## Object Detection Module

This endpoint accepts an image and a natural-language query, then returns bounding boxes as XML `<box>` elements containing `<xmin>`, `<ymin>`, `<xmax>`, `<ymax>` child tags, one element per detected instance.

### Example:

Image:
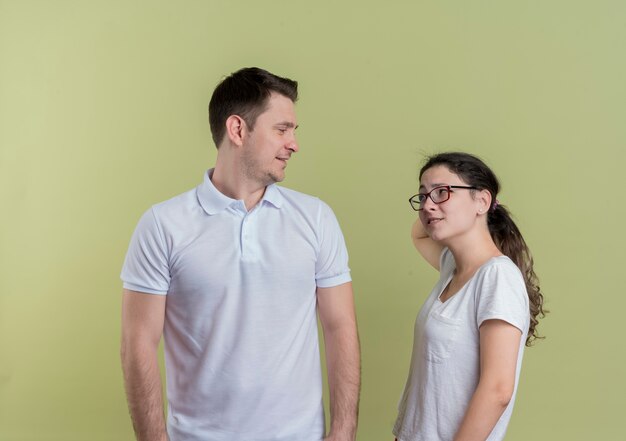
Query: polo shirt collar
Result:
<box><xmin>261</xmin><ymin>183</ymin><xmax>284</xmax><ymax>209</ymax></box>
<box><xmin>197</xmin><ymin>169</ymin><xmax>284</xmax><ymax>215</ymax></box>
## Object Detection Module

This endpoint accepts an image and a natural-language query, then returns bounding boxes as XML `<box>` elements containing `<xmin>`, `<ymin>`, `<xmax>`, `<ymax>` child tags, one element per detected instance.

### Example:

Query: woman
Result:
<box><xmin>393</xmin><ymin>152</ymin><xmax>545</xmax><ymax>441</ymax></box>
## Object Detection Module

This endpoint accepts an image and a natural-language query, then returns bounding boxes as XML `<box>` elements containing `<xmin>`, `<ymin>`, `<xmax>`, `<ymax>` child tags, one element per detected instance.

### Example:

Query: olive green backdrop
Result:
<box><xmin>1</xmin><ymin>0</ymin><xmax>624</xmax><ymax>439</ymax></box>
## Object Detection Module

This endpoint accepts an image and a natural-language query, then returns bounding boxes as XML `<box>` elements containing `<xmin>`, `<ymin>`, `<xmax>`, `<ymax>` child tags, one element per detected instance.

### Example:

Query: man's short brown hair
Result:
<box><xmin>208</xmin><ymin>67</ymin><xmax>298</xmax><ymax>148</ymax></box>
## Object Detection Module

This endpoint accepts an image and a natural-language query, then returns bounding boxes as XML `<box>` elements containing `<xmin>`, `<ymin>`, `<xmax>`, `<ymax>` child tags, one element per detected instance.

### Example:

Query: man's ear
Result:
<box><xmin>225</xmin><ymin>115</ymin><xmax>247</xmax><ymax>147</ymax></box>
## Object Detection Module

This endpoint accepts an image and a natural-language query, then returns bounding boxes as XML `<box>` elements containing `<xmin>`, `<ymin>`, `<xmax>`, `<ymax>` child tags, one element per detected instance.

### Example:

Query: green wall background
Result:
<box><xmin>1</xmin><ymin>1</ymin><xmax>625</xmax><ymax>439</ymax></box>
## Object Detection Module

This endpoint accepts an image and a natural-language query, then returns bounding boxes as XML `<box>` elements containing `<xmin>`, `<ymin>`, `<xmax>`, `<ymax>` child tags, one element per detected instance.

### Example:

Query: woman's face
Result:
<box><xmin>418</xmin><ymin>165</ymin><xmax>486</xmax><ymax>243</ymax></box>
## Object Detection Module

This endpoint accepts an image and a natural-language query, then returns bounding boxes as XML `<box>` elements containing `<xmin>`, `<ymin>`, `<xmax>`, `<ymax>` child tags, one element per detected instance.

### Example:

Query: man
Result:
<box><xmin>120</xmin><ymin>67</ymin><xmax>360</xmax><ymax>441</ymax></box>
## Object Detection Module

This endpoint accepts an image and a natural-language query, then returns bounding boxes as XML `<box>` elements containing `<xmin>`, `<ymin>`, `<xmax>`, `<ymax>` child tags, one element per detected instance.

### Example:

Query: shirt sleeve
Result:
<box><xmin>474</xmin><ymin>260</ymin><xmax>529</xmax><ymax>333</ymax></box>
<box><xmin>315</xmin><ymin>201</ymin><xmax>351</xmax><ymax>288</ymax></box>
<box><xmin>439</xmin><ymin>247</ymin><xmax>454</xmax><ymax>275</ymax></box>
<box><xmin>120</xmin><ymin>207</ymin><xmax>171</xmax><ymax>295</ymax></box>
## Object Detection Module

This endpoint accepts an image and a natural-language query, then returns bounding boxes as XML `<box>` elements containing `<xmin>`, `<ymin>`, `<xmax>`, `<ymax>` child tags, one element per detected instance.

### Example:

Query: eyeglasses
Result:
<box><xmin>409</xmin><ymin>185</ymin><xmax>478</xmax><ymax>211</ymax></box>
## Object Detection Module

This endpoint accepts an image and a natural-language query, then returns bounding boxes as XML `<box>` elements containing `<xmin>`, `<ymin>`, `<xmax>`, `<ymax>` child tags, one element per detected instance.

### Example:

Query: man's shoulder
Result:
<box><xmin>274</xmin><ymin>185</ymin><xmax>335</xmax><ymax>213</ymax></box>
<box><xmin>275</xmin><ymin>185</ymin><xmax>321</xmax><ymax>204</ymax></box>
<box><xmin>273</xmin><ymin>186</ymin><xmax>344</xmax><ymax>231</ymax></box>
<box><xmin>149</xmin><ymin>186</ymin><xmax>199</xmax><ymax>218</ymax></box>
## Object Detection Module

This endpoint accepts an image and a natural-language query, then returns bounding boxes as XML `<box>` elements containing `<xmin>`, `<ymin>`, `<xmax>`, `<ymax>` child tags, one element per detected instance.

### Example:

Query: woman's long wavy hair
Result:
<box><xmin>419</xmin><ymin>152</ymin><xmax>546</xmax><ymax>346</ymax></box>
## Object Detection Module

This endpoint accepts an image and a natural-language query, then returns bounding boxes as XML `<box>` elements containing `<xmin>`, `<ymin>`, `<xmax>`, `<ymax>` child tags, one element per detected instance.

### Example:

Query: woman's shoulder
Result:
<box><xmin>473</xmin><ymin>255</ymin><xmax>529</xmax><ymax>306</ymax></box>
<box><xmin>478</xmin><ymin>255</ymin><xmax>524</xmax><ymax>282</ymax></box>
<box><xmin>472</xmin><ymin>255</ymin><xmax>530</xmax><ymax>331</ymax></box>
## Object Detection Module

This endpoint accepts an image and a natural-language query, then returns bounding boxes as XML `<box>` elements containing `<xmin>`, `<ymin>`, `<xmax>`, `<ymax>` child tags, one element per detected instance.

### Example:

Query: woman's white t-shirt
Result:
<box><xmin>393</xmin><ymin>248</ymin><xmax>530</xmax><ymax>441</ymax></box>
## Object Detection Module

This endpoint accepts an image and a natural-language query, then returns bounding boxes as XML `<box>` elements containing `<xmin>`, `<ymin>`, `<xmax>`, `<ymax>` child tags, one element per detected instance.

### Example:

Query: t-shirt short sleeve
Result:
<box><xmin>314</xmin><ymin>201</ymin><xmax>351</xmax><ymax>288</ymax></box>
<box><xmin>439</xmin><ymin>247</ymin><xmax>455</xmax><ymax>276</ymax></box>
<box><xmin>120</xmin><ymin>207</ymin><xmax>171</xmax><ymax>295</ymax></box>
<box><xmin>474</xmin><ymin>260</ymin><xmax>529</xmax><ymax>333</ymax></box>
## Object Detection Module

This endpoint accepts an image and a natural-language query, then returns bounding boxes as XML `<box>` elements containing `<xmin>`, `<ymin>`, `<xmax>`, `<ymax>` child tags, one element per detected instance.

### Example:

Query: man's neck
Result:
<box><xmin>211</xmin><ymin>162</ymin><xmax>267</xmax><ymax>211</ymax></box>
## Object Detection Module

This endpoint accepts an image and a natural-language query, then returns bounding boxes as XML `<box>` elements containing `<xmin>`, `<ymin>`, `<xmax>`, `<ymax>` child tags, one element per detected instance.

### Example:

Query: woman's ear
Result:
<box><xmin>476</xmin><ymin>189</ymin><xmax>492</xmax><ymax>215</ymax></box>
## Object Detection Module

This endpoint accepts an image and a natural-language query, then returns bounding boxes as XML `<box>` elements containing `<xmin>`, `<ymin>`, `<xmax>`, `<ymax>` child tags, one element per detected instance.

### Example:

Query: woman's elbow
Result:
<box><xmin>479</xmin><ymin>379</ymin><xmax>514</xmax><ymax>408</ymax></box>
<box><xmin>492</xmin><ymin>382</ymin><xmax>514</xmax><ymax>408</ymax></box>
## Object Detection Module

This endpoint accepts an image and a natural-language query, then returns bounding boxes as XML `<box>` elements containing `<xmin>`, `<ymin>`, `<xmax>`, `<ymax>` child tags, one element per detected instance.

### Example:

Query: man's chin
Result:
<box><xmin>268</xmin><ymin>171</ymin><xmax>286</xmax><ymax>183</ymax></box>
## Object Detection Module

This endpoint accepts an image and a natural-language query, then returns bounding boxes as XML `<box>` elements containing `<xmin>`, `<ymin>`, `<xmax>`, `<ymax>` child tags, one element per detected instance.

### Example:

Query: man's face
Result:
<box><xmin>240</xmin><ymin>92</ymin><xmax>299</xmax><ymax>186</ymax></box>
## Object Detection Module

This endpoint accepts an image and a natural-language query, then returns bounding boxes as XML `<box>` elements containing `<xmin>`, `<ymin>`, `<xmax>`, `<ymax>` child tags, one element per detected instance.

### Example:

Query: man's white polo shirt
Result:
<box><xmin>121</xmin><ymin>169</ymin><xmax>351</xmax><ymax>441</ymax></box>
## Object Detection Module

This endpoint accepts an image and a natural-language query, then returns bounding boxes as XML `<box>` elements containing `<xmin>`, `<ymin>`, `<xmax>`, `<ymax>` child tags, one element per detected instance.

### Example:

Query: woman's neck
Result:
<box><xmin>447</xmin><ymin>229</ymin><xmax>502</xmax><ymax>276</ymax></box>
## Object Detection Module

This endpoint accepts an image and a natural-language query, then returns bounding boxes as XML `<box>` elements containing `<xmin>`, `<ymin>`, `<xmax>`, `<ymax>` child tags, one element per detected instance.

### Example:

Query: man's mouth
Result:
<box><xmin>427</xmin><ymin>218</ymin><xmax>443</xmax><ymax>225</ymax></box>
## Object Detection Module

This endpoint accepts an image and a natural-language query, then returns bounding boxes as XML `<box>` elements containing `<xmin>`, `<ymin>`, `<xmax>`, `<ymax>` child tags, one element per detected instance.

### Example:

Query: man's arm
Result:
<box><xmin>317</xmin><ymin>282</ymin><xmax>360</xmax><ymax>441</ymax></box>
<box><xmin>453</xmin><ymin>320</ymin><xmax>522</xmax><ymax>441</ymax></box>
<box><xmin>120</xmin><ymin>289</ymin><xmax>168</xmax><ymax>441</ymax></box>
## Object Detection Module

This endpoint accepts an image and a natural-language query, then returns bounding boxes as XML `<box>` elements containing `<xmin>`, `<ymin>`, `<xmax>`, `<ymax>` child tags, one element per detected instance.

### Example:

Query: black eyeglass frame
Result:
<box><xmin>409</xmin><ymin>185</ymin><xmax>479</xmax><ymax>211</ymax></box>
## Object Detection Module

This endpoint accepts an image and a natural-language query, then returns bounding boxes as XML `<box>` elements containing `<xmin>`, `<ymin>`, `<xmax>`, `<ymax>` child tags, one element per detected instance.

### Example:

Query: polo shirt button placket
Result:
<box><xmin>241</xmin><ymin>211</ymin><xmax>253</xmax><ymax>258</ymax></box>
<box><xmin>240</xmin><ymin>215</ymin><xmax>247</xmax><ymax>256</ymax></box>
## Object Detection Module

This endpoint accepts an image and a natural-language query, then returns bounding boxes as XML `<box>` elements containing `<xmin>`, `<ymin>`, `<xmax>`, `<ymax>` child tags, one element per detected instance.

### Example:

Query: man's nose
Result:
<box><xmin>287</xmin><ymin>136</ymin><xmax>299</xmax><ymax>153</ymax></box>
